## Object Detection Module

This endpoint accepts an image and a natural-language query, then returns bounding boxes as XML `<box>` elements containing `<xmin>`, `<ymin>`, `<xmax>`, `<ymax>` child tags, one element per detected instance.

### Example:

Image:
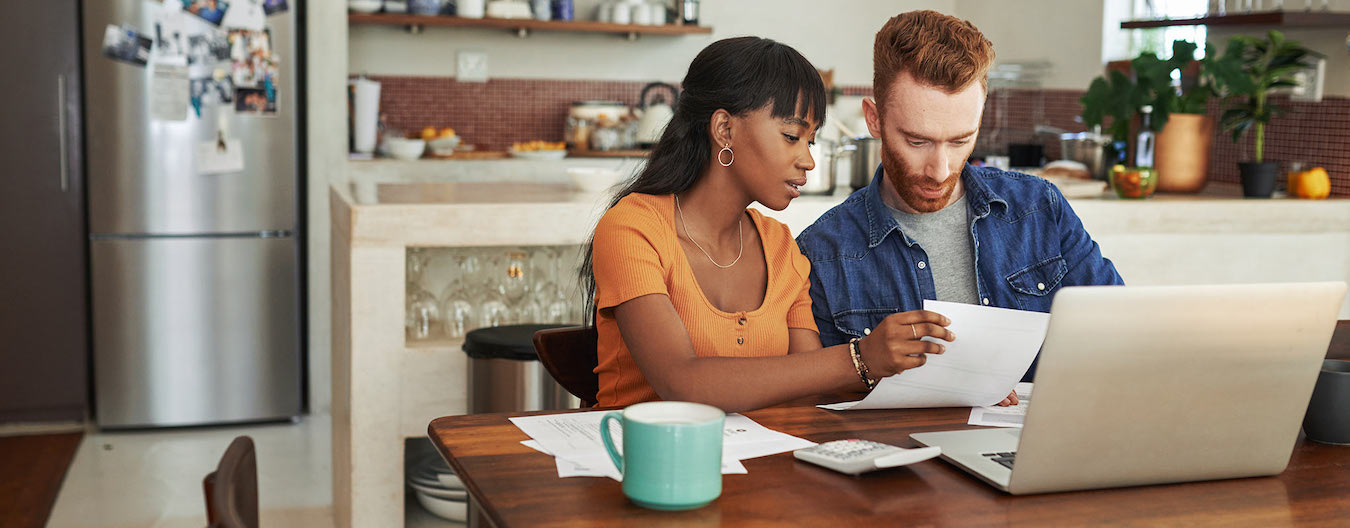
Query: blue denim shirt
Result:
<box><xmin>795</xmin><ymin>164</ymin><xmax>1124</xmax><ymax>379</ymax></box>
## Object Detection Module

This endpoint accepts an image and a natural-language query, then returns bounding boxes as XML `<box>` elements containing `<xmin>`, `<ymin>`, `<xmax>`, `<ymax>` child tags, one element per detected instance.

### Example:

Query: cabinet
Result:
<box><xmin>0</xmin><ymin>0</ymin><xmax>87</xmax><ymax>422</ymax></box>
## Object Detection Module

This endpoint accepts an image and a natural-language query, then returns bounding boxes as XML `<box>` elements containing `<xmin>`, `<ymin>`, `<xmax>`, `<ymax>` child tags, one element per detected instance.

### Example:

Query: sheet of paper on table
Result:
<box><xmin>968</xmin><ymin>382</ymin><xmax>1032</xmax><ymax>427</ymax></box>
<box><xmin>819</xmin><ymin>300</ymin><xmax>1050</xmax><ymax>411</ymax></box>
<box><xmin>510</xmin><ymin>411</ymin><xmax>814</xmax><ymax>480</ymax></box>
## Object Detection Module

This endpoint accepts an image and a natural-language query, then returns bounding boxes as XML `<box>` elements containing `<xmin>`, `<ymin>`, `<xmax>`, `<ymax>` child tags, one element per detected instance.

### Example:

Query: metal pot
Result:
<box><xmin>835</xmin><ymin>136</ymin><xmax>884</xmax><ymax>191</ymax></box>
<box><xmin>1059</xmin><ymin>131</ymin><xmax>1112</xmax><ymax>181</ymax></box>
<box><xmin>799</xmin><ymin>139</ymin><xmax>836</xmax><ymax>195</ymax></box>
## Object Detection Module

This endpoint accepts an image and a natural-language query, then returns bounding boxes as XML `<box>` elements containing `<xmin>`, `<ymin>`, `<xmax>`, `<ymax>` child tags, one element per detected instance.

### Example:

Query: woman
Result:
<box><xmin>580</xmin><ymin>37</ymin><xmax>954</xmax><ymax>412</ymax></box>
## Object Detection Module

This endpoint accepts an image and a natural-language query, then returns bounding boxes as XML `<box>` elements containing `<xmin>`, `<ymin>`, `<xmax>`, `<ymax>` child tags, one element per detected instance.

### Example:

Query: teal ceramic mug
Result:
<box><xmin>599</xmin><ymin>401</ymin><xmax>724</xmax><ymax>510</ymax></box>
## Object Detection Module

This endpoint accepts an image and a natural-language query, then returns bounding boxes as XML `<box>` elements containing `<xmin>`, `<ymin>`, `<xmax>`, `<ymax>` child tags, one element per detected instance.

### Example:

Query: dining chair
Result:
<box><xmin>203</xmin><ymin>435</ymin><xmax>259</xmax><ymax>528</ymax></box>
<box><xmin>532</xmin><ymin>326</ymin><xmax>599</xmax><ymax>407</ymax></box>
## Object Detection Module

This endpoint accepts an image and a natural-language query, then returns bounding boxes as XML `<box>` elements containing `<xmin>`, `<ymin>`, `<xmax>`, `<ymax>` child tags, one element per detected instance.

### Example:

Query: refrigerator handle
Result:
<box><xmin>56</xmin><ymin>74</ymin><xmax>69</xmax><ymax>193</ymax></box>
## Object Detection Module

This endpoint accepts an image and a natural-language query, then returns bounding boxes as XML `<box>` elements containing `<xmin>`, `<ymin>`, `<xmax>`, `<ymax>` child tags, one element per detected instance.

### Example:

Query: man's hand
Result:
<box><xmin>995</xmin><ymin>390</ymin><xmax>1019</xmax><ymax>407</ymax></box>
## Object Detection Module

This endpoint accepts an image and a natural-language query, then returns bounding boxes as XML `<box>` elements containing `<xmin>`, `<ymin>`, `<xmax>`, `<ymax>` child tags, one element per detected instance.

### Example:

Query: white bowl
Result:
<box><xmin>348</xmin><ymin>0</ymin><xmax>383</xmax><ymax>13</ymax></box>
<box><xmin>409</xmin><ymin>480</ymin><xmax>468</xmax><ymax>500</ymax></box>
<box><xmin>414</xmin><ymin>491</ymin><xmax>468</xmax><ymax>522</ymax></box>
<box><xmin>510</xmin><ymin>149</ymin><xmax>566</xmax><ymax>161</ymax></box>
<box><xmin>435</xmin><ymin>472</ymin><xmax>464</xmax><ymax>489</ymax></box>
<box><xmin>427</xmin><ymin>135</ymin><xmax>462</xmax><ymax>156</ymax></box>
<box><xmin>386</xmin><ymin>138</ymin><xmax>425</xmax><ymax>160</ymax></box>
<box><xmin>567</xmin><ymin>167</ymin><xmax>624</xmax><ymax>193</ymax></box>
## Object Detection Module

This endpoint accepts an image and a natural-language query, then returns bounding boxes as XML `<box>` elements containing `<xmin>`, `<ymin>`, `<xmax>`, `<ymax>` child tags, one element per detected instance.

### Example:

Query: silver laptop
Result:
<box><xmin>911</xmin><ymin>282</ymin><xmax>1347</xmax><ymax>495</ymax></box>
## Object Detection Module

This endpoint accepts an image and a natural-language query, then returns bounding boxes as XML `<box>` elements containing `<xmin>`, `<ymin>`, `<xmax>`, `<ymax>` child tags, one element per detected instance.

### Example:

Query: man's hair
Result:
<box><xmin>873</xmin><ymin>10</ymin><xmax>995</xmax><ymax>104</ymax></box>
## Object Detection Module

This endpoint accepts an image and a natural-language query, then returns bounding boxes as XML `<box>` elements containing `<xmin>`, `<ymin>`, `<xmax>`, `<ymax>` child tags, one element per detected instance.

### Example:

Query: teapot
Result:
<box><xmin>635</xmin><ymin>82</ymin><xmax>679</xmax><ymax>148</ymax></box>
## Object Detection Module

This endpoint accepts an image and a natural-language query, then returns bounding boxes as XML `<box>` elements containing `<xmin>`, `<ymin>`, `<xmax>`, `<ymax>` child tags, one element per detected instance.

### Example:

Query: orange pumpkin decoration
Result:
<box><xmin>1293</xmin><ymin>167</ymin><xmax>1331</xmax><ymax>199</ymax></box>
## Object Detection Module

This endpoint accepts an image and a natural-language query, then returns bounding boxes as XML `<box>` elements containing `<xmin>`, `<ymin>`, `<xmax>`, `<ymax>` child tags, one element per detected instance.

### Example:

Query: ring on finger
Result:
<box><xmin>911</xmin><ymin>324</ymin><xmax>919</xmax><ymax>340</ymax></box>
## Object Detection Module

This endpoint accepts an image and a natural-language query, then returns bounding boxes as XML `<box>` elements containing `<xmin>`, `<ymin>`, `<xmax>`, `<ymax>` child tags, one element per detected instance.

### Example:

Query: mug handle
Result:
<box><xmin>599</xmin><ymin>411</ymin><xmax>624</xmax><ymax>474</ymax></box>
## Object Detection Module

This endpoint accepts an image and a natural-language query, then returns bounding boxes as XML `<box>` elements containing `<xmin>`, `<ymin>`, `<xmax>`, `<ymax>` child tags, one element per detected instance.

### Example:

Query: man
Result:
<box><xmin>796</xmin><ymin>10</ymin><xmax>1123</xmax><ymax>385</ymax></box>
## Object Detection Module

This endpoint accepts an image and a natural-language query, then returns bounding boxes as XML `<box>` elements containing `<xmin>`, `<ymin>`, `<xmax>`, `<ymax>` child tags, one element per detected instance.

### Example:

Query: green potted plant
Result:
<box><xmin>1080</xmin><ymin>40</ymin><xmax>1240</xmax><ymax>192</ymax></box>
<box><xmin>1219</xmin><ymin>30</ymin><xmax>1322</xmax><ymax>198</ymax></box>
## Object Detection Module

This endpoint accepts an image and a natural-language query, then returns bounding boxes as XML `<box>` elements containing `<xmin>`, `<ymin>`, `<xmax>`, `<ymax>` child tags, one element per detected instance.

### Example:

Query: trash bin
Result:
<box><xmin>463</xmin><ymin>324</ymin><xmax>578</xmax><ymax>414</ymax></box>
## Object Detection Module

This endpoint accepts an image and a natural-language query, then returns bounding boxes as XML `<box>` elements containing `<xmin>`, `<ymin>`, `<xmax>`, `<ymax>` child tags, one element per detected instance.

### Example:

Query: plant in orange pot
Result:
<box><xmin>1136</xmin><ymin>41</ymin><xmax>1246</xmax><ymax>193</ymax></box>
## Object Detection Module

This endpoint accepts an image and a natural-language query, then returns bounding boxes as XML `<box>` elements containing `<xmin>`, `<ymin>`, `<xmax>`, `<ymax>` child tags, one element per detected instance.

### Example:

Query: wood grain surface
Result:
<box><xmin>429</xmin><ymin>323</ymin><xmax>1350</xmax><ymax>526</ymax></box>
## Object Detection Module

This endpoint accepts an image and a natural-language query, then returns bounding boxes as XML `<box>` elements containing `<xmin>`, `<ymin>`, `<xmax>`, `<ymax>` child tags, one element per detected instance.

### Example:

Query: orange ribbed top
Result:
<box><xmin>591</xmin><ymin>193</ymin><xmax>817</xmax><ymax>407</ymax></box>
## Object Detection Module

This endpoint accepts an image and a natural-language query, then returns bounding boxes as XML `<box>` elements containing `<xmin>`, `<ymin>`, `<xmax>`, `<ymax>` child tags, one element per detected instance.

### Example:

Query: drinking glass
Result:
<box><xmin>438</xmin><ymin>253</ymin><xmax>479</xmax><ymax>338</ymax></box>
<box><xmin>406</xmin><ymin>286</ymin><xmax>442</xmax><ymax>340</ymax></box>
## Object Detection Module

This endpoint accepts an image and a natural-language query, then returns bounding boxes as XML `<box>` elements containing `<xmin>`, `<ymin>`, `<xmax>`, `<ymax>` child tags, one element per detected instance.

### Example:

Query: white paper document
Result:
<box><xmin>196</xmin><ymin>138</ymin><xmax>245</xmax><ymax>174</ymax></box>
<box><xmin>968</xmin><ymin>382</ymin><xmax>1032</xmax><ymax>427</ymax></box>
<box><xmin>820</xmin><ymin>300</ymin><xmax>1050</xmax><ymax>410</ymax></box>
<box><xmin>510</xmin><ymin>411</ymin><xmax>813</xmax><ymax>480</ymax></box>
<box><xmin>150</xmin><ymin>60</ymin><xmax>189</xmax><ymax>121</ymax></box>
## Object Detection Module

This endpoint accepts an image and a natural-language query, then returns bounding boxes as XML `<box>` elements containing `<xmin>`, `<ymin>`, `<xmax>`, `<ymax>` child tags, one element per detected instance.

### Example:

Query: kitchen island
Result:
<box><xmin>329</xmin><ymin>180</ymin><xmax>1350</xmax><ymax>528</ymax></box>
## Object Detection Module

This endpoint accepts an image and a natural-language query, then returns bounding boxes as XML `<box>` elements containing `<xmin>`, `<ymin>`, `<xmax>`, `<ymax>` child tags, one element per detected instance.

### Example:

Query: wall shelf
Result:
<box><xmin>348</xmin><ymin>13</ymin><xmax>713</xmax><ymax>38</ymax></box>
<box><xmin>1121</xmin><ymin>10</ymin><xmax>1350</xmax><ymax>29</ymax></box>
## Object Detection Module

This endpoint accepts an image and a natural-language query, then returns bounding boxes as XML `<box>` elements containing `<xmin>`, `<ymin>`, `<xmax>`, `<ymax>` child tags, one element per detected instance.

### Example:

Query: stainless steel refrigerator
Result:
<box><xmin>83</xmin><ymin>0</ymin><xmax>303</xmax><ymax>428</ymax></box>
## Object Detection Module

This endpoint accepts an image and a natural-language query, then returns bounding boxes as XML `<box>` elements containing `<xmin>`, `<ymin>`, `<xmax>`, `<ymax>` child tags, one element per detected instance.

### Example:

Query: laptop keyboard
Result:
<box><xmin>982</xmin><ymin>452</ymin><xmax>1016</xmax><ymax>469</ymax></box>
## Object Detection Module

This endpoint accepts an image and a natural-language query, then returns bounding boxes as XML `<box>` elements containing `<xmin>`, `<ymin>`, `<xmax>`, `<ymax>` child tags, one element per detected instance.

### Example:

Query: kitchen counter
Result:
<box><xmin>329</xmin><ymin>180</ymin><xmax>1350</xmax><ymax>528</ymax></box>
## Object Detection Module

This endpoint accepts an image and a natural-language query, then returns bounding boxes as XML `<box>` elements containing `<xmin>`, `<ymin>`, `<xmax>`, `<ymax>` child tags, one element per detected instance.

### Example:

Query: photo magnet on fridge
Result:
<box><xmin>228</xmin><ymin>29</ymin><xmax>276</xmax><ymax>88</ymax></box>
<box><xmin>187</xmin><ymin>33</ymin><xmax>231</xmax><ymax>65</ymax></box>
<box><xmin>102</xmin><ymin>24</ymin><xmax>153</xmax><ymax>66</ymax></box>
<box><xmin>235</xmin><ymin>86</ymin><xmax>276</xmax><ymax>115</ymax></box>
<box><xmin>182</xmin><ymin>0</ymin><xmax>229</xmax><ymax>26</ymax></box>
<box><xmin>190</xmin><ymin>74</ymin><xmax>235</xmax><ymax>117</ymax></box>
<box><xmin>263</xmin><ymin>0</ymin><xmax>288</xmax><ymax>15</ymax></box>
<box><xmin>154</xmin><ymin>3</ymin><xmax>187</xmax><ymax>58</ymax></box>
<box><xmin>222</xmin><ymin>0</ymin><xmax>265</xmax><ymax>30</ymax></box>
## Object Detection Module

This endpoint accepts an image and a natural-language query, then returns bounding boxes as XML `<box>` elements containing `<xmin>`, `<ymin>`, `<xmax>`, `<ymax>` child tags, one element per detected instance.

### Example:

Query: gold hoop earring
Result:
<box><xmin>718</xmin><ymin>146</ymin><xmax>734</xmax><ymax>167</ymax></box>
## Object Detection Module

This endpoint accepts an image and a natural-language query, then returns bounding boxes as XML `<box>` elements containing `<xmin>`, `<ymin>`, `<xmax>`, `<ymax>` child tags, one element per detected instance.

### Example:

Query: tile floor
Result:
<box><xmin>41</xmin><ymin>414</ymin><xmax>458</xmax><ymax>527</ymax></box>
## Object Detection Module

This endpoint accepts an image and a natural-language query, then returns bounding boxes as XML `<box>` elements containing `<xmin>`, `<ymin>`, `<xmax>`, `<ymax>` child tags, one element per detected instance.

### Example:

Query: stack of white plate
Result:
<box><xmin>407</xmin><ymin>454</ymin><xmax>468</xmax><ymax>523</ymax></box>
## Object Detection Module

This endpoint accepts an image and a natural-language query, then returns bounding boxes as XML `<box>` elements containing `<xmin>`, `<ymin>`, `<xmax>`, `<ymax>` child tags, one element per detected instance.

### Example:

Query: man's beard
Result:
<box><xmin>881</xmin><ymin>144</ymin><xmax>961</xmax><ymax>213</ymax></box>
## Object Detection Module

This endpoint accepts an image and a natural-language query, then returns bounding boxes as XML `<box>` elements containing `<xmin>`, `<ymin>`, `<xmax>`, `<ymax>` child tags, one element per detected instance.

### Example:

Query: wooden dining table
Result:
<box><xmin>428</xmin><ymin>322</ymin><xmax>1350</xmax><ymax>526</ymax></box>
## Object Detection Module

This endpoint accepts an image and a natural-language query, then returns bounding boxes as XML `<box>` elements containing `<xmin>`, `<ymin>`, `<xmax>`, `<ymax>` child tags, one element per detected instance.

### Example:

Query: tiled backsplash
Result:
<box><xmin>371</xmin><ymin>76</ymin><xmax>660</xmax><ymax>151</ymax></box>
<box><xmin>373</xmin><ymin>76</ymin><xmax>1347</xmax><ymax>197</ymax></box>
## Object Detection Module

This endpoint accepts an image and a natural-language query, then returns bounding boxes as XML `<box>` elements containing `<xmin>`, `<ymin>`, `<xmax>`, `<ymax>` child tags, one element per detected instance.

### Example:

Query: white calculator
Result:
<box><xmin>793</xmin><ymin>439</ymin><xmax>941</xmax><ymax>475</ymax></box>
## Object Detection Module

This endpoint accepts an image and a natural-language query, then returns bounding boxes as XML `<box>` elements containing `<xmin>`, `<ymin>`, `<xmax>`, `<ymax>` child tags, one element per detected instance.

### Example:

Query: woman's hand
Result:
<box><xmin>855</xmin><ymin>310</ymin><xmax>954</xmax><ymax>380</ymax></box>
<box><xmin>995</xmin><ymin>390</ymin><xmax>1019</xmax><ymax>406</ymax></box>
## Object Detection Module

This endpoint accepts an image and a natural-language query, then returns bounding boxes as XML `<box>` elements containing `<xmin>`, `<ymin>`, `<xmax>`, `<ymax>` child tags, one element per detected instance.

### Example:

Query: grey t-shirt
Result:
<box><xmin>886</xmin><ymin>195</ymin><xmax>979</xmax><ymax>305</ymax></box>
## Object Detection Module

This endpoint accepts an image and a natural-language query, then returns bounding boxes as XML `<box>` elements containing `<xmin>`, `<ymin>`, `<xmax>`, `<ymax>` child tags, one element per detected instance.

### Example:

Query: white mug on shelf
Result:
<box><xmin>631</xmin><ymin>2</ymin><xmax>652</xmax><ymax>24</ymax></box>
<box><xmin>458</xmin><ymin>0</ymin><xmax>485</xmax><ymax>18</ymax></box>
<box><xmin>611</xmin><ymin>2</ymin><xmax>632</xmax><ymax>24</ymax></box>
<box><xmin>649</xmin><ymin>2</ymin><xmax>667</xmax><ymax>24</ymax></box>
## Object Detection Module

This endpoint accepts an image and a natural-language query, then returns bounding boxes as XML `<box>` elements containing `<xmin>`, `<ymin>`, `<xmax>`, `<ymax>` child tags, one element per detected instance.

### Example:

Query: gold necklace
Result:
<box><xmin>675</xmin><ymin>194</ymin><xmax>742</xmax><ymax>269</ymax></box>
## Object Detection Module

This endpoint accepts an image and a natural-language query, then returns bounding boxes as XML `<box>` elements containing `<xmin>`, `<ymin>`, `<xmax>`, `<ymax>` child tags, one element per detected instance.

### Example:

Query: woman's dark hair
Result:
<box><xmin>577</xmin><ymin>36</ymin><xmax>827</xmax><ymax>325</ymax></box>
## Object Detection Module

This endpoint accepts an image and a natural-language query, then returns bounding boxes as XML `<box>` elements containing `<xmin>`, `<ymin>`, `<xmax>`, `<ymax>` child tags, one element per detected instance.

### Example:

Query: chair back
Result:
<box><xmin>203</xmin><ymin>435</ymin><xmax>259</xmax><ymax>528</ymax></box>
<box><xmin>532</xmin><ymin>326</ymin><xmax>599</xmax><ymax>407</ymax></box>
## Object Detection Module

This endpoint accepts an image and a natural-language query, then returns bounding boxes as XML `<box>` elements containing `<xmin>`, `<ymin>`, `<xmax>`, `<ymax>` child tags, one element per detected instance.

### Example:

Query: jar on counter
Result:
<box><xmin>565</xmin><ymin>115</ymin><xmax>592</xmax><ymax>151</ymax></box>
<box><xmin>566</xmin><ymin>100</ymin><xmax>626</xmax><ymax>151</ymax></box>
<box><xmin>590</xmin><ymin>114</ymin><xmax>621</xmax><ymax>151</ymax></box>
<box><xmin>619</xmin><ymin>114</ymin><xmax>638</xmax><ymax>150</ymax></box>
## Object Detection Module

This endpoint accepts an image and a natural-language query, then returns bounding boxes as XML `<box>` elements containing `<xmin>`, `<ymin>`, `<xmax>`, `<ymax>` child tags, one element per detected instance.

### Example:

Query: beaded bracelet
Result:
<box><xmin>848</xmin><ymin>337</ymin><xmax>877</xmax><ymax>390</ymax></box>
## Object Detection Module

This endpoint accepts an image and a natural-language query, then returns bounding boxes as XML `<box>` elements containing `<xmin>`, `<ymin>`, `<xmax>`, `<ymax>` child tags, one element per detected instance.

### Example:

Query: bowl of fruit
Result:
<box><xmin>422</xmin><ymin>127</ymin><xmax>462</xmax><ymax>157</ymax></box>
<box><xmin>1110</xmin><ymin>165</ymin><xmax>1157</xmax><ymax>199</ymax></box>
<box><xmin>510</xmin><ymin>140</ymin><xmax>567</xmax><ymax>160</ymax></box>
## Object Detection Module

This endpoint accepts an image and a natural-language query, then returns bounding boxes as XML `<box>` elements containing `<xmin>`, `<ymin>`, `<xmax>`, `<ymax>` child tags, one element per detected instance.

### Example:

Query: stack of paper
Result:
<box><xmin>968</xmin><ymin>382</ymin><xmax>1033</xmax><ymax>427</ymax></box>
<box><xmin>509</xmin><ymin>411</ymin><xmax>816</xmax><ymax>481</ymax></box>
<box><xmin>819</xmin><ymin>300</ymin><xmax>1050</xmax><ymax>411</ymax></box>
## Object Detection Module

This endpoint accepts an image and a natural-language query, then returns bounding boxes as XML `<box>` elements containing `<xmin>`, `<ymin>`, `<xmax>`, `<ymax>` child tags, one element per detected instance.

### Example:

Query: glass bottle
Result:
<box><xmin>681</xmin><ymin>0</ymin><xmax>699</xmax><ymax>25</ymax></box>
<box><xmin>1135</xmin><ymin>105</ymin><xmax>1155</xmax><ymax>169</ymax></box>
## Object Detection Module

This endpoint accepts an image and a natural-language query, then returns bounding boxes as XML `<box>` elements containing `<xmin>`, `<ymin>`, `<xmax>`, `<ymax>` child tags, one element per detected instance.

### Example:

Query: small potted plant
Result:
<box><xmin>1219</xmin><ymin>30</ymin><xmax>1322</xmax><ymax>198</ymax></box>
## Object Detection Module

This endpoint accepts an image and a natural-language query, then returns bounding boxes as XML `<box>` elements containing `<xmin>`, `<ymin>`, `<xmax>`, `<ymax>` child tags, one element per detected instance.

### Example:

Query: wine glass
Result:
<box><xmin>406</xmin><ymin>248</ymin><xmax>442</xmax><ymax>340</ymax></box>
<box><xmin>438</xmin><ymin>252</ymin><xmax>479</xmax><ymax>338</ymax></box>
